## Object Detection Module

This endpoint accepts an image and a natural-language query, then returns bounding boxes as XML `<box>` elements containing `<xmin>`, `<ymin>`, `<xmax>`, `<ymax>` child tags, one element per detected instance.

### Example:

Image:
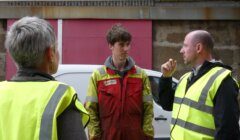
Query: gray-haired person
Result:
<box><xmin>0</xmin><ymin>16</ymin><xmax>89</xmax><ymax>140</ymax></box>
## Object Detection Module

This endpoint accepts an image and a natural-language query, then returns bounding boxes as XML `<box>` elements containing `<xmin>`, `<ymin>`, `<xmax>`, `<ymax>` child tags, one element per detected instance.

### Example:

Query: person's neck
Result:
<box><xmin>36</xmin><ymin>62</ymin><xmax>52</xmax><ymax>75</ymax></box>
<box><xmin>193</xmin><ymin>55</ymin><xmax>213</xmax><ymax>69</ymax></box>
<box><xmin>112</xmin><ymin>58</ymin><xmax>127</xmax><ymax>71</ymax></box>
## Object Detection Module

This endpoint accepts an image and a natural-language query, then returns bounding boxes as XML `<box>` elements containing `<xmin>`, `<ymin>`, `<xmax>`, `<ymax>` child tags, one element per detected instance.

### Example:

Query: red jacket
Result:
<box><xmin>85</xmin><ymin>65</ymin><xmax>153</xmax><ymax>140</ymax></box>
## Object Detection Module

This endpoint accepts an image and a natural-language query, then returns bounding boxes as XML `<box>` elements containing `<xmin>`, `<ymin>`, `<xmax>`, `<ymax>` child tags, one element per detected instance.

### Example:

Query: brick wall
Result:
<box><xmin>0</xmin><ymin>20</ymin><xmax>6</xmax><ymax>81</ymax></box>
<box><xmin>153</xmin><ymin>20</ymin><xmax>240</xmax><ymax>81</ymax></box>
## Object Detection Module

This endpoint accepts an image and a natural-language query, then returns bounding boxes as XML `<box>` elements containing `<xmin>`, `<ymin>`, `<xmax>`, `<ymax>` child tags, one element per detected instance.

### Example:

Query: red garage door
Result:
<box><xmin>6</xmin><ymin>19</ymin><xmax>152</xmax><ymax>80</ymax></box>
<box><xmin>62</xmin><ymin>19</ymin><xmax>152</xmax><ymax>68</ymax></box>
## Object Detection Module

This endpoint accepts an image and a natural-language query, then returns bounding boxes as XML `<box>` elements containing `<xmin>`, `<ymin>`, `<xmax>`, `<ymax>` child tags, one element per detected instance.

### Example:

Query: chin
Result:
<box><xmin>120</xmin><ymin>59</ymin><xmax>127</xmax><ymax>62</ymax></box>
<box><xmin>184</xmin><ymin>60</ymin><xmax>189</xmax><ymax>65</ymax></box>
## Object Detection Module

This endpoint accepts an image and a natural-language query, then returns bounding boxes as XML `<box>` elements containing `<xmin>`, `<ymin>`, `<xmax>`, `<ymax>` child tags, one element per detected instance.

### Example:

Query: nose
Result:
<box><xmin>180</xmin><ymin>47</ymin><xmax>184</xmax><ymax>53</ymax></box>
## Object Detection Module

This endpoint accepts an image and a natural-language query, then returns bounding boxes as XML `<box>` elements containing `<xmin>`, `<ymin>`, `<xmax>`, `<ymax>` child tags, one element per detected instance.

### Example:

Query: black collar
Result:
<box><xmin>10</xmin><ymin>68</ymin><xmax>55</xmax><ymax>82</ymax></box>
<box><xmin>186</xmin><ymin>60</ymin><xmax>232</xmax><ymax>90</ymax></box>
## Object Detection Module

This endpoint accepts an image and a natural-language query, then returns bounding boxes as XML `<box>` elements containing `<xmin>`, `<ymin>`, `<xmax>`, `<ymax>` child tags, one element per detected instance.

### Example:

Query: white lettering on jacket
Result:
<box><xmin>104</xmin><ymin>79</ymin><xmax>117</xmax><ymax>86</ymax></box>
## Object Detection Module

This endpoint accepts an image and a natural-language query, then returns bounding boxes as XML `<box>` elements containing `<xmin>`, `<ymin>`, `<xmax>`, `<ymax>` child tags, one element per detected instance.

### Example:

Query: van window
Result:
<box><xmin>148</xmin><ymin>76</ymin><xmax>177</xmax><ymax>104</ymax></box>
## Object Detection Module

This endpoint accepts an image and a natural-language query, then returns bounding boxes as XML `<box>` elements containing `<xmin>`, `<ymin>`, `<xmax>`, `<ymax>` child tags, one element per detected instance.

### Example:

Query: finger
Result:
<box><xmin>169</xmin><ymin>59</ymin><xmax>175</xmax><ymax>66</ymax></box>
<box><xmin>173</xmin><ymin>60</ymin><xmax>177</xmax><ymax>68</ymax></box>
<box><xmin>166</xmin><ymin>62</ymin><xmax>172</xmax><ymax>70</ymax></box>
<box><xmin>162</xmin><ymin>67</ymin><xmax>169</xmax><ymax>72</ymax></box>
<box><xmin>162</xmin><ymin>64</ymin><xmax>170</xmax><ymax>71</ymax></box>
<box><xmin>170</xmin><ymin>60</ymin><xmax>176</xmax><ymax>68</ymax></box>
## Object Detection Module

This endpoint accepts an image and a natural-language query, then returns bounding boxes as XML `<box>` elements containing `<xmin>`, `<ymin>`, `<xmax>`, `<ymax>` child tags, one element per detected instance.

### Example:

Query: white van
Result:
<box><xmin>53</xmin><ymin>64</ymin><xmax>178</xmax><ymax>140</ymax></box>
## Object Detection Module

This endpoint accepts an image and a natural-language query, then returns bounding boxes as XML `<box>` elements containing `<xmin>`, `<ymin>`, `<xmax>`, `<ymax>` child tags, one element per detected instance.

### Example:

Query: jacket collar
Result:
<box><xmin>104</xmin><ymin>56</ymin><xmax>136</xmax><ymax>75</ymax></box>
<box><xmin>10</xmin><ymin>68</ymin><xmax>55</xmax><ymax>81</ymax></box>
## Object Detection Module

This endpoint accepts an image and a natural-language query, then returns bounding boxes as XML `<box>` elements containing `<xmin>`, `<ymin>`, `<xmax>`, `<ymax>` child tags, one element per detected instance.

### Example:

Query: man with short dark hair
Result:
<box><xmin>85</xmin><ymin>24</ymin><xmax>154</xmax><ymax>140</ymax></box>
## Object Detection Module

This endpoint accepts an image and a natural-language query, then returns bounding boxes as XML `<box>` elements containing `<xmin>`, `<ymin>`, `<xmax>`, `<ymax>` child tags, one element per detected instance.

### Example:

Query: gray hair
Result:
<box><xmin>5</xmin><ymin>16</ymin><xmax>56</xmax><ymax>68</ymax></box>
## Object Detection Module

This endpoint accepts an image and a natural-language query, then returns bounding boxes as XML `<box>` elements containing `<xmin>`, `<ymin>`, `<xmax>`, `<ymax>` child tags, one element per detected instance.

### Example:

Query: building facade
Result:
<box><xmin>0</xmin><ymin>0</ymin><xmax>239</xmax><ymax>81</ymax></box>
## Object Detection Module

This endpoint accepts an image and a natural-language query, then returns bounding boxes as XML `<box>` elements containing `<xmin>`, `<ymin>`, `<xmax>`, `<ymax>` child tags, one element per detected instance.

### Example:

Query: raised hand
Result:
<box><xmin>161</xmin><ymin>58</ymin><xmax>177</xmax><ymax>77</ymax></box>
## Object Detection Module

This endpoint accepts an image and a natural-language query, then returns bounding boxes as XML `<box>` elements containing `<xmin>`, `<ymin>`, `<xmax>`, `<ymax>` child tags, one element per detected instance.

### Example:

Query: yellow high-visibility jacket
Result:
<box><xmin>171</xmin><ymin>67</ymin><xmax>232</xmax><ymax>140</ymax></box>
<box><xmin>0</xmin><ymin>81</ymin><xmax>89</xmax><ymax>140</ymax></box>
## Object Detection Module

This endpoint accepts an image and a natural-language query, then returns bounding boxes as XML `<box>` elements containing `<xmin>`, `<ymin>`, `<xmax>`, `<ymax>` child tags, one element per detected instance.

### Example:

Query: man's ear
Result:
<box><xmin>108</xmin><ymin>44</ymin><xmax>113</xmax><ymax>50</ymax></box>
<box><xmin>196</xmin><ymin>43</ymin><xmax>203</xmax><ymax>54</ymax></box>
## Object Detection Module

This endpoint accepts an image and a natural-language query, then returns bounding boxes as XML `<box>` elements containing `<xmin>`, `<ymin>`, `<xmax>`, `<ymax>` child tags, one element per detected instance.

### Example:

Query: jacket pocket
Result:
<box><xmin>126</xmin><ymin>78</ymin><xmax>143</xmax><ymax>115</ymax></box>
<box><xmin>98</xmin><ymin>87</ymin><xmax>115</xmax><ymax>118</ymax></box>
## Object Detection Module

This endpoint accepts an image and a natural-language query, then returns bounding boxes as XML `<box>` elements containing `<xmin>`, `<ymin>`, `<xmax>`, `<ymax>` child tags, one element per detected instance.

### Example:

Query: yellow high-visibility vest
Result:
<box><xmin>171</xmin><ymin>67</ymin><xmax>231</xmax><ymax>140</ymax></box>
<box><xmin>0</xmin><ymin>81</ymin><xmax>89</xmax><ymax>140</ymax></box>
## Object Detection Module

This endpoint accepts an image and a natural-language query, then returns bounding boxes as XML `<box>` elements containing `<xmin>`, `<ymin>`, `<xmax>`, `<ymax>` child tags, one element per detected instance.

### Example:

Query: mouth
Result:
<box><xmin>120</xmin><ymin>54</ymin><xmax>128</xmax><ymax>59</ymax></box>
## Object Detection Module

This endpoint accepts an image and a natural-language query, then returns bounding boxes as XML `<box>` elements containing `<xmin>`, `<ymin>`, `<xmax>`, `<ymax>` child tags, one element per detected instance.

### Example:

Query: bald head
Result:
<box><xmin>187</xmin><ymin>30</ymin><xmax>214</xmax><ymax>53</ymax></box>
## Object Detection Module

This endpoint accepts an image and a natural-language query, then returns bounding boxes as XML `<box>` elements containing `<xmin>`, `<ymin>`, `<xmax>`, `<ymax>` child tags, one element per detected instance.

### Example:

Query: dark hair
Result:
<box><xmin>106</xmin><ymin>24</ymin><xmax>132</xmax><ymax>45</ymax></box>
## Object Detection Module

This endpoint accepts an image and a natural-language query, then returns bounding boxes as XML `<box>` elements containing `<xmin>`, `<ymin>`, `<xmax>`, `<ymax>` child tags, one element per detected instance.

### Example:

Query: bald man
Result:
<box><xmin>158</xmin><ymin>30</ymin><xmax>239</xmax><ymax>140</ymax></box>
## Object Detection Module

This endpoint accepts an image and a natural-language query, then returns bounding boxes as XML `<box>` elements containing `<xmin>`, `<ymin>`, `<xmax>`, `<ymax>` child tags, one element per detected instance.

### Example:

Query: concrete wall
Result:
<box><xmin>153</xmin><ymin>20</ymin><xmax>240</xmax><ymax>80</ymax></box>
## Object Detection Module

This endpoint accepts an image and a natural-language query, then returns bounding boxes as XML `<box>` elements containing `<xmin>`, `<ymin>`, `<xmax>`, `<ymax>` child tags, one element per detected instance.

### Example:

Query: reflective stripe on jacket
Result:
<box><xmin>0</xmin><ymin>81</ymin><xmax>89</xmax><ymax>140</ymax></box>
<box><xmin>171</xmin><ymin>67</ymin><xmax>231</xmax><ymax>140</ymax></box>
<box><xmin>85</xmin><ymin>65</ymin><xmax>153</xmax><ymax>140</ymax></box>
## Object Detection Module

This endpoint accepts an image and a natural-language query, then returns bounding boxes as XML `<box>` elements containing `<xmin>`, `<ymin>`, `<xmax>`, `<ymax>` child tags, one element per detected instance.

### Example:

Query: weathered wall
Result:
<box><xmin>0</xmin><ymin>20</ymin><xmax>240</xmax><ymax>81</ymax></box>
<box><xmin>153</xmin><ymin>20</ymin><xmax>240</xmax><ymax>81</ymax></box>
<box><xmin>0</xmin><ymin>20</ymin><xmax>6</xmax><ymax>81</ymax></box>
